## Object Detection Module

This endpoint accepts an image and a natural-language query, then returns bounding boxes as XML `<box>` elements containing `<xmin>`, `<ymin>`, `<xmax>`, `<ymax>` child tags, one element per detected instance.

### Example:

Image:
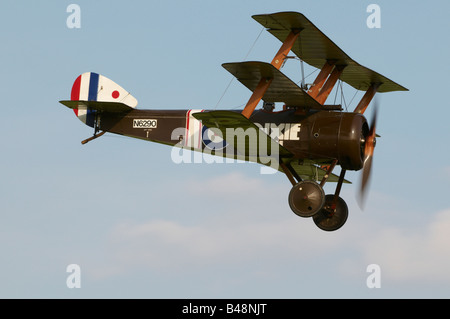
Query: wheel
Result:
<box><xmin>288</xmin><ymin>181</ymin><xmax>325</xmax><ymax>217</ymax></box>
<box><xmin>313</xmin><ymin>195</ymin><xmax>348</xmax><ymax>231</ymax></box>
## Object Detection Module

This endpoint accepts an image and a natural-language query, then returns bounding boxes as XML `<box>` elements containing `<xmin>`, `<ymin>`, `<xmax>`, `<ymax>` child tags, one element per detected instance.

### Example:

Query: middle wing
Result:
<box><xmin>222</xmin><ymin>61</ymin><xmax>341</xmax><ymax>110</ymax></box>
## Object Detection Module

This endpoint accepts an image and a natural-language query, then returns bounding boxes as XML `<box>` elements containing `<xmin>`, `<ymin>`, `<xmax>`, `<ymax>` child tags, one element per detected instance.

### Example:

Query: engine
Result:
<box><xmin>309</xmin><ymin>112</ymin><xmax>369</xmax><ymax>171</ymax></box>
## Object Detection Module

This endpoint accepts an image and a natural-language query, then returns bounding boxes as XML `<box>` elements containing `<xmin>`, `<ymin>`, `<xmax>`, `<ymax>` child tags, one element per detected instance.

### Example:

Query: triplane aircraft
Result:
<box><xmin>60</xmin><ymin>12</ymin><xmax>407</xmax><ymax>231</ymax></box>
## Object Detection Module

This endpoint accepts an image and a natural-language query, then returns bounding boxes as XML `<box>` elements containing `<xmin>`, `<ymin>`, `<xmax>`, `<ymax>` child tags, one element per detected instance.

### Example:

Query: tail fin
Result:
<box><xmin>62</xmin><ymin>72</ymin><xmax>138</xmax><ymax>127</ymax></box>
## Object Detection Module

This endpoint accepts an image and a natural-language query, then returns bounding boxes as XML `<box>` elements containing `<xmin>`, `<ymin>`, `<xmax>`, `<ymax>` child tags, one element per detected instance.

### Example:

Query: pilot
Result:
<box><xmin>263</xmin><ymin>101</ymin><xmax>275</xmax><ymax>112</ymax></box>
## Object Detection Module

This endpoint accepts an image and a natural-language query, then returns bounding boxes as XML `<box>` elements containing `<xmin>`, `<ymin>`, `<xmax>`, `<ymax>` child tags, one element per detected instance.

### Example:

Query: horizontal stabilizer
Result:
<box><xmin>59</xmin><ymin>100</ymin><xmax>134</xmax><ymax>113</ymax></box>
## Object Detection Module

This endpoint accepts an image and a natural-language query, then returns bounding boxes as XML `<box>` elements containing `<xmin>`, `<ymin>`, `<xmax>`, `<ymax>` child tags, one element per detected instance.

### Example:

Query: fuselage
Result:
<box><xmin>98</xmin><ymin>108</ymin><xmax>368</xmax><ymax>171</ymax></box>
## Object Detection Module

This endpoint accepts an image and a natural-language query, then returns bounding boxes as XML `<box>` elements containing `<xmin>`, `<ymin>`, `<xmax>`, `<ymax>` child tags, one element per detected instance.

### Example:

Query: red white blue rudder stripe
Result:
<box><xmin>70</xmin><ymin>72</ymin><xmax>138</xmax><ymax>126</ymax></box>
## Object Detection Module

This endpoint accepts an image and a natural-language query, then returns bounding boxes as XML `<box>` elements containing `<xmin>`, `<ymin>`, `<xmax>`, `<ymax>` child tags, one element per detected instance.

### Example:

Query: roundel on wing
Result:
<box><xmin>202</xmin><ymin>126</ymin><xmax>228</xmax><ymax>150</ymax></box>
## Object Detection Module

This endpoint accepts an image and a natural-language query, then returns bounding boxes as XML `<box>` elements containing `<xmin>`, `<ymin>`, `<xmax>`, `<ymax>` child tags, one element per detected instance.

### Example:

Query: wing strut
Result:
<box><xmin>306</xmin><ymin>60</ymin><xmax>346</xmax><ymax>105</ymax></box>
<box><xmin>353</xmin><ymin>83</ymin><xmax>380</xmax><ymax>114</ymax></box>
<box><xmin>307</xmin><ymin>60</ymin><xmax>335</xmax><ymax>99</ymax></box>
<box><xmin>314</xmin><ymin>65</ymin><xmax>346</xmax><ymax>105</ymax></box>
<box><xmin>241</xmin><ymin>29</ymin><xmax>301</xmax><ymax>119</ymax></box>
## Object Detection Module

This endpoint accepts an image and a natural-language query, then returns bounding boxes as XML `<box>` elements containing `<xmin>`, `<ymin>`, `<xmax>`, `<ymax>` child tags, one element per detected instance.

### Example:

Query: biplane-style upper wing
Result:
<box><xmin>222</xmin><ymin>61</ymin><xmax>340</xmax><ymax>110</ymax></box>
<box><xmin>252</xmin><ymin>12</ymin><xmax>408</xmax><ymax>93</ymax></box>
<box><xmin>193</xmin><ymin>110</ymin><xmax>349</xmax><ymax>182</ymax></box>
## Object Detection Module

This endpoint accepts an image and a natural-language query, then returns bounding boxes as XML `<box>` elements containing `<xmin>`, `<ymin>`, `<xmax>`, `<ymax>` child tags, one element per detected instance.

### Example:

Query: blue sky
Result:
<box><xmin>1</xmin><ymin>0</ymin><xmax>450</xmax><ymax>298</ymax></box>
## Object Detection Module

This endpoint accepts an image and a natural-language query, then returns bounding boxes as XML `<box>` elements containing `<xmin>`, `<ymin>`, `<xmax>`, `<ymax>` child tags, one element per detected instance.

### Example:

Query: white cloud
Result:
<box><xmin>87</xmin><ymin>172</ymin><xmax>353</xmax><ymax>279</ymax></box>
<box><xmin>83</xmin><ymin>172</ymin><xmax>450</xmax><ymax>296</ymax></box>
<box><xmin>102</xmin><ymin>215</ymin><xmax>342</xmax><ymax>276</ymax></box>
<box><xmin>182</xmin><ymin>171</ymin><xmax>265</xmax><ymax>197</ymax></box>
<box><xmin>360</xmin><ymin>209</ymin><xmax>450</xmax><ymax>284</ymax></box>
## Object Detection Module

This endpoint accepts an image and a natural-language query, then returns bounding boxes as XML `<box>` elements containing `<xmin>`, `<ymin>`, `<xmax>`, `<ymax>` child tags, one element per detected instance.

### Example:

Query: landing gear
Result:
<box><xmin>313</xmin><ymin>195</ymin><xmax>348</xmax><ymax>231</ymax></box>
<box><xmin>287</xmin><ymin>182</ymin><xmax>349</xmax><ymax>231</ymax></box>
<box><xmin>288</xmin><ymin>181</ymin><xmax>325</xmax><ymax>217</ymax></box>
<box><xmin>281</xmin><ymin>160</ymin><xmax>349</xmax><ymax>231</ymax></box>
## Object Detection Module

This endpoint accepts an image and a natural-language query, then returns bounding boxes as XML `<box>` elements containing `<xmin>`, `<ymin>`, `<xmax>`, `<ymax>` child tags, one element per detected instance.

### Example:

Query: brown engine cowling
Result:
<box><xmin>309</xmin><ymin>112</ymin><xmax>369</xmax><ymax>171</ymax></box>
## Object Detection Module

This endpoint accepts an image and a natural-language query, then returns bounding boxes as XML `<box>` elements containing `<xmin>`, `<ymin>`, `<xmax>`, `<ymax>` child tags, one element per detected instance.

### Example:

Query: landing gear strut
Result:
<box><xmin>282</xmin><ymin>160</ymin><xmax>349</xmax><ymax>231</ymax></box>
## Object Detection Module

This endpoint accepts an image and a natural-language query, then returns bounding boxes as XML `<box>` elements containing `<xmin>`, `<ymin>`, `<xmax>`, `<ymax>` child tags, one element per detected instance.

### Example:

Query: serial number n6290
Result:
<box><xmin>133</xmin><ymin>119</ymin><xmax>157</xmax><ymax>128</ymax></box>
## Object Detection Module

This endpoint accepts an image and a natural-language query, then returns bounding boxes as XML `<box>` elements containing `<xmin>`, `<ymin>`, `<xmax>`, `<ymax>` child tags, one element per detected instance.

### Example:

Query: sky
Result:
<box><xmin>0</xmin><ymin>0</ymin><xmax>449</xmax><ymax>298</ymax></box>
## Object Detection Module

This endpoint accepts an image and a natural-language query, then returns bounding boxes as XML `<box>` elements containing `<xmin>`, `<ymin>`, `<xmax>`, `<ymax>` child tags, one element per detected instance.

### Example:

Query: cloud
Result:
<box><xmin>101</xmin><ymin>214</ymin><xmax>341</xmax><ymax>276</ymax></box>
<box><xmin>182</xmin><ymin>171</ymin><xmax>265</xmax><ymax>197</ymax></box>
<box><xmin>112</xmin><ymin>211</ymin><xmax>450</xmax><ymax>290</ymax></box>
<box><xmin>87</xmin><ymin>172</ymin><xmax>353</xmax><ymax>278</ymax></box>
<box><xmin>360</xmin><ymin>208</ymin><xmax>450</xmax><ymax>284</ymax></box>
<box><xmin>82</xmin><ymin>172</ymin><xmax>450</xmax><ymax>295</ymax></box>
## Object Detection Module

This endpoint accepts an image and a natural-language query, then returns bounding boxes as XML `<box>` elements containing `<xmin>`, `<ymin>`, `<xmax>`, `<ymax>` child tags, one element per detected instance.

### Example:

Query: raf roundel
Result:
<box><xmin>112</xmin><ymin>90</ymin><xmax>120</xmax><ymax>99</ymax></box>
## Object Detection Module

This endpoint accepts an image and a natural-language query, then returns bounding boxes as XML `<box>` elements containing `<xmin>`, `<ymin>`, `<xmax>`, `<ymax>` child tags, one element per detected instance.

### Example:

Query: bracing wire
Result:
<box><xmin>243</xmin><ymin>26</ymin><xmax>265</xmax><ymax>61</ymax></box>
<box><xmin>296</xmin><ymin>68</ymin><xmax>318</xmax><ymax>86</ymax></box>
<box><xmin>333</xmin><ymin>79</ymin><xmax>339</xmax><ymax>105</ymax></box>
<box><xmin>347</xmin><ymin>88</ymin><xmax>360</xmax><ymax>110</ymax></box>
<box><xmin>339</xmin><ymin>80</ymin><xmax>348</xmax><ymax>111</ymax></box>
<box><xmin>214</xmin><ymin>77</ymin><xmax>235</xmax><ymax>110</ymax></box>
<box><xmin>214</xmin><ymin>27</ymin><xmax>265</xmax><ymax>110</ymax></box>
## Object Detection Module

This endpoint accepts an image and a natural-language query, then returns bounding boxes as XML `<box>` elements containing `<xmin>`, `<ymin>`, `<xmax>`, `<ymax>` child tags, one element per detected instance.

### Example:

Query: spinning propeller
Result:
<box><xmin>358</xmin><ymin>99</ymin><xmax>379</xmax><ymax>209</ymax></box>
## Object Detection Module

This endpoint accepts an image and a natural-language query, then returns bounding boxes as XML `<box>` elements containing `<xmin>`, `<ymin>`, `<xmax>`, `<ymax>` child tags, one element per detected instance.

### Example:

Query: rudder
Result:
<box><xmin>69</xmin><ymin>72</ymin><xmax>138</xmax><ymax>127</ymax></box>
